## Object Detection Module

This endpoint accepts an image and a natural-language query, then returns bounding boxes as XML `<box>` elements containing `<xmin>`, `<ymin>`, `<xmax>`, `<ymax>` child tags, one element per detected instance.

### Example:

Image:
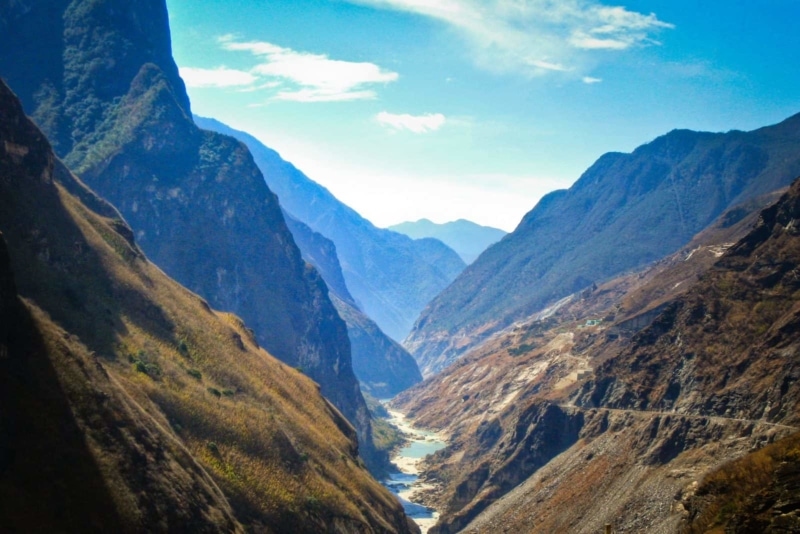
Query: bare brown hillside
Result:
<box><xmin>393</xmin><ymin>184</ymin><xmax>800</xmax><ymax>533</ymax></box>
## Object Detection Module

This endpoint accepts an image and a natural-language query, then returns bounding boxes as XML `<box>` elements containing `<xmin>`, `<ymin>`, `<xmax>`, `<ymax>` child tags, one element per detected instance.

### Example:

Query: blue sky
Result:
<box><xmin>166</xmin><ymin>0</ymin><xmax>800</xmax><ymax>231</ymax></box>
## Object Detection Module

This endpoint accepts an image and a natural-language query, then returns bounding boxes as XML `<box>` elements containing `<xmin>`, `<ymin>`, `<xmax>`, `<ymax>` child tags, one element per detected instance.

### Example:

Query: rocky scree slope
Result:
<box><xmin>284</xmin><ymin>213</ymin><xmax>422</xmax><ymax>398</ymax></box>
<box><xmin>0</xmin><ymin>79</ymin><xmax>416</xmax><ymax>533</ymax></box>
<box><xmin>0</xmin><ymin>0</ymin><xmax>385</xmax><ymax>471</ymax></box>
<box><xmin>194</xmin><ymin>116</ymin><xmax>466</xmax><ymax>343</ymax></box>
<box><xmin>393</xmin><ymin>182</ymin><xmax>800</xmax><ymax>533</ymax></box>
<box><xmin>407</xmin><ymin>114</ymin><xmax>800</xmax><ymax>377</ymax></box>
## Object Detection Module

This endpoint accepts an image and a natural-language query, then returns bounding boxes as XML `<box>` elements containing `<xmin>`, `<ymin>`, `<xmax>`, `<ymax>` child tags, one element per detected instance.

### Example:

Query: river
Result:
<box><xmin>382</xmin><ymin>408</ymin><xmax>446</xmax><ymax>533</ymax></box>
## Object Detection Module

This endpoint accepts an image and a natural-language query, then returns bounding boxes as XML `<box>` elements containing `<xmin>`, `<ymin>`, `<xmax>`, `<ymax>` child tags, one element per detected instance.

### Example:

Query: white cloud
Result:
<box><xmin>582</xmin><ymin>76</ymin><xmax>603</xmax><ymax>84</ymax></box>
<box><xmin>218</xmin><ymin>37</ymin><xmax>398</xmax><ymax>102</ymax></box>
<box><xmin>179</xmin><ymin>66</ymin><xmax>258</xmax><ymax>88</ymax></box>
<box><xmin>347</xmin><ymin>0</ymin><xmax>673</xmax><ymax>77</ymax></box>
<box><xmin>569</xmin><ymin>33</ymin><xmax>629</xmax><ymax>50</ymax></box>
<box><xmin>376</xmin><ymin>112</ymin><xmax>447</xmax><ymax>133</ymax></box>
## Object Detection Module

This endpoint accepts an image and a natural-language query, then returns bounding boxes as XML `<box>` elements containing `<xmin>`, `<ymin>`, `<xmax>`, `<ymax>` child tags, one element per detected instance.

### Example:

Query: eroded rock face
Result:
<box><xmin>582</xmin><ymin>180</ymin><xmax>800</xmax><ymax>424</ymax></box>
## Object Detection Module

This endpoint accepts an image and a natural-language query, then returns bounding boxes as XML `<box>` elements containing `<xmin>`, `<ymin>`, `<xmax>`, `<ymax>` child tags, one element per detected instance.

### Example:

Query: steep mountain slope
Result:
<box><xmin>0</xmin><ymin>0</ymin><xmax>383</xmax><ymax>470</ymax></box>
<box><xmin>0</xmin><ymin>79</ymin><xmax>416</xmax><ymax>533</ymax></box>
<box><xmin>283</xmin><ymin>211</ymin><xmax>356</xmax><ymax>307</ymax></box>
<box><xmin>285</xmin><ymin>214</ymin><xmax>422</xmax><ymax>397</ymax></box>
<box><xmin>407</xmin><ymin>115</ymin><xmax>800</xmax><ymax>377</ymax></box>
<box><xmin>389</xmin><ymin>219</ymin><xmax>507</xmax><ymax>264</ymax></box>
<box><xmin>393</xmin><ymin>182</ymin><xmax>800</xmax><ymax>533</ymax></box>
<box><xmin>194</xmin><ymin>116</ymin><xmax>466</xmax><ymax>342</ymax></box>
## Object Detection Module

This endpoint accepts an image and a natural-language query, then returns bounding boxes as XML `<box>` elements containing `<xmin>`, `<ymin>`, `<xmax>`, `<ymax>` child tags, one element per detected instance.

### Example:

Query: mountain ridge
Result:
<box><xmin>388</xmin><ymin>218</ymin><xmax>506</xmax><ymax>264</ymax></box>
<box><xmin>284</xmin><ymin>212</ymin><xmax>422</xmax><ymax>397</ymax></box>
<box><xmin>406</xmin><ymin>111</ymin><xmax>800</xmax><ymax>377</ymax></box>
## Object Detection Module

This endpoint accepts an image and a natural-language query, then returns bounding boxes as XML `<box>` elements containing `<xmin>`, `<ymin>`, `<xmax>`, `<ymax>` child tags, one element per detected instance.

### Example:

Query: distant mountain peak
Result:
<box><xmin>389</xmin><ymin>218</ymin><xmax>507</xmax><ymax>265</ymax></box>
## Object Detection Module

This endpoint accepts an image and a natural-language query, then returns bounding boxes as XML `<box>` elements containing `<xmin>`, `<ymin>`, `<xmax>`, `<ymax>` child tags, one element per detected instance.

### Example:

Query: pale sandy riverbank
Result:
<box><xmin>383</xmin><ymin>409</ymin><xmax>446</xmax><ymax>533</ymax></box>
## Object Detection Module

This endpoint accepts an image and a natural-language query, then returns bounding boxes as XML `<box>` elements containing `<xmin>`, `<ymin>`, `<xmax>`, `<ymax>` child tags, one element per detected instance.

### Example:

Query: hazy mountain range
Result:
<box><xmin>389</xmin><ymin>219</ymin><xmax>507</xmax><ymax>265</ymax></box>
<box><xmin>194</xmin><ymin>116</ymin><xmax>466</xmax><ymax>343</ymax></box>
<box><xmin>196</xmin><ymin>117</ymin><xmax>427</xmax><ymax>396</ymax></box>
<box><xmin>283</xmin><ymin>212</ymin><xmax>422</xmax><ymax>398</ymax></box>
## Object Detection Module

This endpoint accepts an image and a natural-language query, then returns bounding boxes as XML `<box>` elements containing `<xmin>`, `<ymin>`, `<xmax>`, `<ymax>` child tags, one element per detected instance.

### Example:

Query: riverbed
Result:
<box><xmin>382</xmin><ymin>409</ymin><xmax>446</xmax><ymax>533</ymax></box>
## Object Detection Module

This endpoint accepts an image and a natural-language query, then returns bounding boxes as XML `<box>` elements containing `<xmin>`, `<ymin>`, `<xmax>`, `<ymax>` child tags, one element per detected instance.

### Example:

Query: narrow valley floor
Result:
<box><xmin>382</xmin><ymin>408</ymin><xmax>447</xmax><ymax>533</ymax></box>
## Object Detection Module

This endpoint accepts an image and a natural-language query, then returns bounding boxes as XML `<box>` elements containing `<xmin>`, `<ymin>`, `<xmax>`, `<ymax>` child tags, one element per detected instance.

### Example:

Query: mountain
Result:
<box><xmin>0</xmin><ymin>78</ymin><xmax>416</xmax><ymax>532</ymax></box>
<box><xmin>283</xmin><ymin>210</ymin><xmax>356</xmax><ymax>307</ymax></box>
<box><xmin>388</xmin><ymin>219</ymin><xmax>507</xmax><ymax>264</ymax></box>
<box><xmin>406</xmin><ymin>114</ymin><xmax>800</xmax><ymax>377</ymax></box>
<box><xmin>391</xmin><ymin>180</ymin><xmax>800</xmax><ymax>533</ymax></box>
<box><xmin>0</xmin><ymin>0</ymin><xmax>382</xmax><ymax>471</ymax></box>
<box><xmin>194</xmin><ymin>116</ymin><xmax>466</xmax><ymax>342</ymax></box>
<box><xmin>683</xmin><ymin>430</ymin><xmax>800</xmax><ymax>532</ymax></box>
<box><xmin>284</xmin><ymin>213</ymin><xmax>422</xmax><ymax>398</ymax></box>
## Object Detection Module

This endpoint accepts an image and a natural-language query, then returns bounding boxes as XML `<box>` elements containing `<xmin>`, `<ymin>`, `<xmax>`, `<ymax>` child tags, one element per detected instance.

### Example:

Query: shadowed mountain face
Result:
<box><xmin>407</xmin><ymin>114</ymin><xmax>800</xmax><ymax>377</ymax></box>
<box><xmin>0</xmin><ymin>78</ymin><xmax>416</xmax><ymax>533</ymax></box>
<box><xmin>194</xmin><ymin>116</ymin><xmax>466</xmax><ymax>342</ymax></box>
<box><xmin>284</xmin><ymin>213</ymin><xmax>422</xmax><ymax>398</ymax></box>
<box><xmin>389</xmin><ymin>219</ymin><xmax>507</xmax><ymax>264</ymax></box>
<box><xmin>0</xmin><ymin>0</ymin><xmax>384</xmax><ymax>471</ymax></box>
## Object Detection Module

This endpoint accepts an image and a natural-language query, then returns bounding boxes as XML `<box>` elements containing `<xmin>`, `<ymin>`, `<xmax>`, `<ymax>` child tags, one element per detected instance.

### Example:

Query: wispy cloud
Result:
<box><xmin>347</xmin><ymin>0</ymin><xmax>672</xmax><ymax>77</ymax></box>
<box><xmin>179</xmin><ymin>66</ymin><xmax>258</xmax><ymax>88</ymax></box>
<box><xmin>213</xmin><ymin>36</ymin><xmax>398</xmax><ymax>102</ymax></box>
<box><xmin>582</xmin><ymin>76</ymin><xmax>603</xmax><ymax>84</ymax></box>
<box><xmin>376</xmin><ymin>112</ymin><xmax>446</xmax><ymax>133</ymax></box>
